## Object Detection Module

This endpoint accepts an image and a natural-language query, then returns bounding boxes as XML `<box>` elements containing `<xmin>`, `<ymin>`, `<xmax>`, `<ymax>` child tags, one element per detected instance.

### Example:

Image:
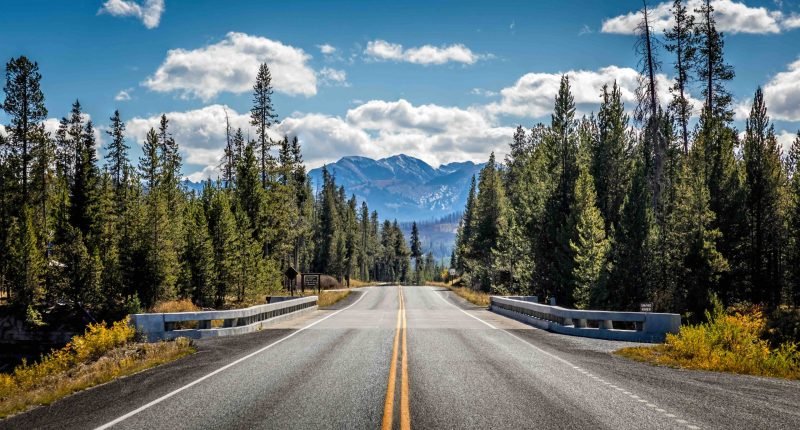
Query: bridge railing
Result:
<box><xmin>490</xmin><ymin>296</ymin><xmax>680</xmax><ymax>343</ymax></box>
<box><xmin>130</xmin><ymin>296</ymin><xmax>317</xmax><ymax>341</ymax></box>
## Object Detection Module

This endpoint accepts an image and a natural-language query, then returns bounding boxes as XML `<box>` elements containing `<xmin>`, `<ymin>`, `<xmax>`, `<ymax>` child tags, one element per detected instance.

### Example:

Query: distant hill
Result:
<box><xmin>309</xmin><ymin>154</ymin><xmax>483</xmax><ymax>223</ymax></box>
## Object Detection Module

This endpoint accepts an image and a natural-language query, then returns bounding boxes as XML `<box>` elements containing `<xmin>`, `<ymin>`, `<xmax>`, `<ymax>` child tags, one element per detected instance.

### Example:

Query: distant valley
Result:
<box><xmin>309</xmin><ymin>155</ymin><xmax>482</xmax><ymax>260</ymax></box>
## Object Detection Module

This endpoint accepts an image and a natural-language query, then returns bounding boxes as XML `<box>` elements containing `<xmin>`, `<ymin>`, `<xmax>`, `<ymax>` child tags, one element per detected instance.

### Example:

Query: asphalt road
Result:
<box><xmin>3</xmin><ymin>286</ymin><xmax>799</xmax><ymax>429</ymax></box>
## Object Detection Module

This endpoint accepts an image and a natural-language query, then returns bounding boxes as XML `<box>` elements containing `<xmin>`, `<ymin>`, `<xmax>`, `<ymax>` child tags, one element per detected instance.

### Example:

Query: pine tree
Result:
<box><xmin>206</xmin><ymin>184</ymin><xmax>238</xmax><ymax>307</ymax></box>
<box><xmin>787</xmin><ymin>131</ymin><xmax>800</xmax><ymax>307</ymax></box>
<box><xmin>536</xmin><ymin>76</ymin><xmax>579</xmax><ymax>303</ymax></box>
<box><xmin>454</xmin><ymin>175</ymin><xmax>477</xmax><ymax>274</ymax></box>
<box><xmin>665</xmin><ymin>0</ymin><xmax>697</xmax><ymax>153</ymax></box>
<box><xmin>181</xmin><ymin>199</ymin><xmax>215</xmax><ymax>307</ymax></box>
<box><xmin>470</xmin><ymin>153</ymin><xmax>509</xmax><ymax>292</ymax></box>
<box><xmin>3</xmin><ymin>56</ymin><xmax>47</xmax><ymax>205</ymax></box>
<box><xmin>667</xmin><ymin>151</ymin><xmax>728</xmax><ymax>319</ymax></box>
<box><xmin>157</xmin><ymin>114</ymin><xmax>182</xmax><ymax>210</ymax></box>
<box><xmin>7</xmin><ymin>206</ymin><xmax>45</xmax><ymax>318</ymax></box>
<box><xmin>570</xmin><ymin>167</ymin><xmax>610</xmax><ymax>309</ymax></box>
<box><xmin>410</xmin><ymin>221</ymin><xmax>422</xmax><ymax>281</ymax></box>
<box><xmin>742</xmin><ymin>88</ymin><xmax>785</xmax><ymax>307</ymax></box>
<box><xmin>606</xmin><ymin>153</ymin><xmax>653</xmax><ymax>311</ymax></box>
<box><xmin>250</xmin><ymin>63</ymin><xmax>278</xmax><ymax>187</ymax></box>
<box><xmin>593</xmin><ymin>82</ymin><xmax>632</xmax><ymax>232</ymax></box>
<box><xmin>695</xmin><ymin>0</ymin><xmax>735</xmax><ymax>122</ymax></box>
<box><xmin>105</xmin><ymin>110</ymin><xmax>129</xmax><ymax>189</ymax></box>
<box><xmin>138</xmin><ymin>128</ymin><xmax>178</xmax><ymax>307</ymax></box>
<box><xmin>636</xmin><ymin>1</ymin><xmax>667</xmax><ymax>213</ymax></box>
<box><xmin>693</xmin><ymin>1</ymin><xmax>743</xmax><ymax>303</ymax></box>
<box><xmin>235</xmin><ymin>141</ymin><xmax>267</xmax><ymax>245</ymax></box>
<box><xmin>70</xmin><ymin>119</ymin><xmax>101</xmax><ymax>244</ymax></box>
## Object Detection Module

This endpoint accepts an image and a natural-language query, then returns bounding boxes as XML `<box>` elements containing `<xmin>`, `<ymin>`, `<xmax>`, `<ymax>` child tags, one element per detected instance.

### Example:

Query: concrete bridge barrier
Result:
<box><xmin>490</xmin><ymin>296</ymin><xmax>680</xmax><ymax>343</ymax></box>
<box><xmin>130</xmin><ymin>296</ymin><xmax>317</xmax><ymax>342</ymax></box>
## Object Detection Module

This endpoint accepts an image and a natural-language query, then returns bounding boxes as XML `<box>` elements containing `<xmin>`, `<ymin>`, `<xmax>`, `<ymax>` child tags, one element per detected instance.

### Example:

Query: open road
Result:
<box><xmin>3</xmin><ymin>286</ymin><xmax>799</xmax><ymax>429</ymax></box>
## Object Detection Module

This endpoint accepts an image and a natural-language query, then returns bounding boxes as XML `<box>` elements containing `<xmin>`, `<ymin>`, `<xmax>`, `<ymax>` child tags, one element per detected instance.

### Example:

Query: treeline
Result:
<box><xmin>313</xmin><ymin>166</ymin><xmax>413</xmax><ymax>285</ymax></box>
<box><xmin>453</xmin><ymin>0</ymin><xmax>800</xmax><ymax>318</ymax></box>
<box><xmin>0</xmin><ymin>59</ymin><xmax>409</xmax><ymax>324</ymax></box>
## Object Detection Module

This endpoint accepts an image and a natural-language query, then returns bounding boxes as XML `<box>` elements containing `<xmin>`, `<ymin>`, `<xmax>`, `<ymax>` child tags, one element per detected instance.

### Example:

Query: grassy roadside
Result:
<box><xmin>0</xmin><ymin>320</ymin><xmax>194</xmax><ymax>418</ymax></box>
<box><xmin>317</xmin><ymin>290</ymin><xmax>351</xmax><ymax>308</ymax></box>
<box><xmin>616</xmin><ymin>307</ymin><xmax>800</xmax><ymax>380</ymax></box>
<box><xmin>426</xmin><ymin>281</ymin><xmax>491</xmax><ymax>307</ymax></box>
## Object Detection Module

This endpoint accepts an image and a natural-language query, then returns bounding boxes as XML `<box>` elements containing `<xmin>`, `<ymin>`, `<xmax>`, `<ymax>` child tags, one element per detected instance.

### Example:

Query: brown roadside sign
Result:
<box><xmin>284</xmin><ymin>266</ymin><xmax>298</xmax><ymax>279</ymax></box>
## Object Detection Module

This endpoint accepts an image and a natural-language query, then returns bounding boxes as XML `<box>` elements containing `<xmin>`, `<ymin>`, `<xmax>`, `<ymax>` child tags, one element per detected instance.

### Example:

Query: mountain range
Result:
<box><xmin>308</xmin><ymin>154</ymin><xmax>483</xmax><ymax>223</ymax></box>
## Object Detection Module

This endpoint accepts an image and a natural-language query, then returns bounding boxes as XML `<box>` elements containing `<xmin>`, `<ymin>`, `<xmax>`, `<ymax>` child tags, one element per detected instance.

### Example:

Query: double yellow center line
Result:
<box><xmin>382</xmin><ymin>286</ymin><xmax>410</xmax><ymax>430</ymax></box>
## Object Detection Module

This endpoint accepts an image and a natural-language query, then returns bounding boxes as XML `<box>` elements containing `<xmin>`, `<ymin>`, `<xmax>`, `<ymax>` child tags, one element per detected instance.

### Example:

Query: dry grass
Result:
<box><xmin>616</xmin><ymin>307</ymin><xmax>800</xmax><ymax>380</ymax></box>
<box><xmin>150</xmin><ymin>299</ymin><xmax>201</xmax><ymax>313</ymax></box>
<box><xmin>347</xmin><ymin>279</ymin><xmax>376</xmax><ymax>288</ymax></box>
<box><xmin>317</xmin><ymin>290</ymin><xmax>351</xmax><ymax>308</ymax></box>
<box><xmin>426</xmin><ymin>281</ymin><xmax>490</xmax><ymax>307</ymax></box>
<box><xmin>0</xmin><ymin>320</ymin><xmax>195</xmax><ymax>418</ymax></box>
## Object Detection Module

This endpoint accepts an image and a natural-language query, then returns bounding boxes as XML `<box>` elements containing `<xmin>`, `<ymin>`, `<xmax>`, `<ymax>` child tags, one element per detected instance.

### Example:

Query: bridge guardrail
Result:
<box><xmin>490</xmin><ymin>296</ymin><xmax>680</xmax><ymax>343</ymax></box>
<box><xmin>130</xmin><ymin>296</ymin><xmax>317</xmax><ymax>341</ymax></box>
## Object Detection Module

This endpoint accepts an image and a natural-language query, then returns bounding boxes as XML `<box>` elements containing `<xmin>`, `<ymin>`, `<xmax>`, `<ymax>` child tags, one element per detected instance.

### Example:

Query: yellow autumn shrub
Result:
<box><xmin>617</xmin><ymin>306</ymin><xmax>800</xmax><ymax>379</ymax></box>
<box><xmin>0</xmin><ymin>319</ymin><xmax>193</xmax><ymax>418</ymax></box>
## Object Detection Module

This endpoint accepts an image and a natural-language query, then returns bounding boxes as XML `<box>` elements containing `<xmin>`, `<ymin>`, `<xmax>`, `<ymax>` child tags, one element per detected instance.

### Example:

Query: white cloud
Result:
<box><xmin>601</xmin><ymin>0</ymin><xmax>796</xmax><ymax>35</ymax></box>
<box><xmin>143</xmin><ymin>32</ymin><xmax>317</xmax><ymax>101</ymax></box>
<box><xmin>777</xmin><ymin>130</ymin><xmax>799</xmax><ymax>156</ymax></box>
<box><xmin>318</xmin><ymin>67</ymin><xmax>349</xmax><ymax>86</ymax></box>
<box><xmin>784</xmin><ymin>13</ymin><xmax>800</xmax><ymax>29</ymax></box>
<box><xmin>131</xmin><ymin>100</ymin><xmax>514</xmax><ymax>180</ymax></box>
<box><xmin>761</xmin><ymin>57</ymin><xmax>800</xmax><ymax>121</ymax></box>
<box><xmin>318</xmin><ymin>44</ymin><xmax>337</xmax><ymax>55</ymax></box>
<box><xmin>125</xmin><ymin>105</ymin><xmax>254</xmax><ymax>180</ymax></box>
<box><xmin>98</xmin><ymin>0</ymin><xmax>164</xmax><ymax>29</ymax></box>
<box><xmin>115</xmin><ymin>89</ymin><xmax>132</xmax><ymax>101</ymax></box>
<box><xmin>471</xmin><ymin>88</ymin><xmax>498</xmax><ymax>97</ymax></box>
<box><xmin>364</xmin><ymin>39</ymin><xmax>488</xmax><ymax>65</ymax></box>
<box><xmin>484</xmin><ymin>65</ymin><xmax>696</xmax><ymax>119</ymax></box>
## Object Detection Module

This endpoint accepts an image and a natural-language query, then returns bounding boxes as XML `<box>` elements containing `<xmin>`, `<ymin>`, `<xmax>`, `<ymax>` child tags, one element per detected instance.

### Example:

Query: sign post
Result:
<box><xmin>448</xmin><ymin>268</ymin><xmax>456</xmax><ymax>285</ymax></box>
<box><xmin>302</xmin><ymin>273</ymin><xmax>322</xmax><ymax>295</ymax></box>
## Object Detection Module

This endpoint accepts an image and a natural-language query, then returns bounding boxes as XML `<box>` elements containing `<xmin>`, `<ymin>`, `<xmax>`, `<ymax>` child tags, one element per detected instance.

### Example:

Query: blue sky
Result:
<box><xmin>1</xmin><ymin>0</ymin><xmax>799</xmax><ymax>180</ymax></box>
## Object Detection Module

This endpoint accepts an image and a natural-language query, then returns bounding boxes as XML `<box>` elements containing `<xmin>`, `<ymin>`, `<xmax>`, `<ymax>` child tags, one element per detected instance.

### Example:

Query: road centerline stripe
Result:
<box><xmin>381</xmin><ymin>287</ymin><xmax>403</xmax><ymax>430</ymax></box>
<box><xmin>94</xmin><ymin>290</ymin><xmax>370</xmax><ymax>430</ymax></box>
<box><xmin>400</xmin><ymin>287</ymin><xmax>411</xmax><ymax>430</ymax></box>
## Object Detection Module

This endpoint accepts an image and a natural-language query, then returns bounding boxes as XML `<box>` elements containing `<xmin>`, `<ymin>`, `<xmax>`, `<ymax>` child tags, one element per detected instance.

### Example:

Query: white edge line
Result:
<box><xmin>430</xmin><ymin>287</ymin><xmax>497</xmax><ymax>329</ymax></box>
<box><xmin>431</xmin><ymin>290</ymin><xmax>701</xmax><ymax>429</ymax></box>
<box><xmin>95</xmin><ymin>290</ymin><xmax>371</xmax><ymax>430</ymax></box>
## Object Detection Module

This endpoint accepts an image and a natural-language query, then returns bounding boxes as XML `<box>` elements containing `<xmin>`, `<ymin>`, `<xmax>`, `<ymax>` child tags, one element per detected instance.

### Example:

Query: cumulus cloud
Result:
<box><xmin>364</xmin><ymin>40</ymin><xmax>489</xmax><ymax>65</ymax></box>
<box><xmin>761</xmin><ymin>57</ymin><xmax>800</xmax><ymax>121</ymax></box>
<box><xmin>318</xmin><ymin>67</ymin><xmax>349</xmax><ymax>86</ymax></box>
<box><xmin>601</xmin><ymin>0</ymin><xmax>796</xmax><ymax>35</ymax></box>
<box><xmin>484</xmin><ymin>65</ymin><xmax>697</xmax><ymax>119</ymax></box>
<box><xmin>98</xmin><ymin>0</ymin><xmax>164</xmax><ymax>29</ymax></box>
<box><xmin>130</xmin><ymin>100</ymin><xmax>514</xmax><ymax>180</ymax></box>
<box><xmin>115</xmin><ymin>89</ymin><xmax>132</xmax><ymax>101</ymax></box>
<box><xmin>318</xmin><ymin>43</ymin><xmax>337</xmax><ymax>55</ymax></box>
<box><xmin>143</xmin><ymin>32</ymin><xmax>317</xmax><ymax>101</ymax></box>
<box><xmin>777</xmin><ymin>130</ymin><xmax>799</xmax><ymax>156</ymax></box>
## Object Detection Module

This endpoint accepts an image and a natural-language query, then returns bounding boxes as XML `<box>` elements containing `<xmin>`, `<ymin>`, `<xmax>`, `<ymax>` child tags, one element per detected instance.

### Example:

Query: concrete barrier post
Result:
<box><xmin>130</xmin><ymin>313</ymin><xmax>166</xmax><ymax>342</ymax></box>
<box><xmin>600</xmin><ymin>320</ymin><xmax>613</xmax><ymax>330</ymax></box>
